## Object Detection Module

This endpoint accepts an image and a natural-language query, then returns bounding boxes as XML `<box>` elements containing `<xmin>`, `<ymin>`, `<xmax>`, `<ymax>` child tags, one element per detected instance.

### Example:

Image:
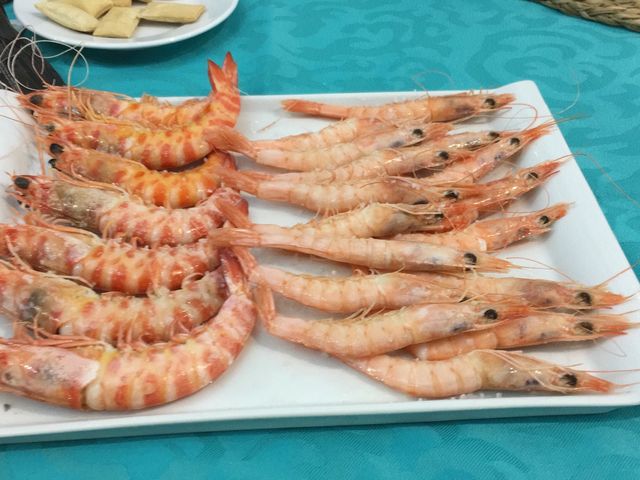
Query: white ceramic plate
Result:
<box><xmin>14</xmin><ymin>0</ymin><xmax>238</xmax><ymax>50</ymax></box>
<box><xmin>0</xmin><ymin>81</ymin><xmax>639</xmax><ymax>444</ymax></box>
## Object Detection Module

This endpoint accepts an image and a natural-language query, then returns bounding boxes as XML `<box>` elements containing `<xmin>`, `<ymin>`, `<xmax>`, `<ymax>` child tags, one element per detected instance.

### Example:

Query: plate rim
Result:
<box><xmin>13</xmin><ymin>0</ymin><xmax>239</xmax><ymax>50</ymax></box>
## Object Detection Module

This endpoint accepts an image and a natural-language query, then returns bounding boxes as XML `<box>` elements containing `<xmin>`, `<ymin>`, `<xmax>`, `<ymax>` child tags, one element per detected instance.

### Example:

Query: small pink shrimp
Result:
<box><xmin>10</xmin><ymin>176</ymin><xmax>245</xmax><ymax>246</ymax></box>
<box><xmin>344</xmin><ymin>350</ymin><xmax>614</xmax><ymax>398</ymax></box>
<box><xmin>282</xmin><ymin>92</ymin><xmax>516</xmax><ymax>122</ymax></box>
<box><xmin>408</xmin><ymin>312</ymin><xmax>635</xmax><ymax>361</ymax></box>
<box><xmin>0</xmin><ymin>251</ymin><xmax>256</xmax><ymax>410</ymax></box>
<box><xmin>243</xmin><ymin>267</ymin><xmax>626</xmax><ymax>314</ymax></box>
<box><xmin>264</xmin><ymin>130</ymin><xmax>500</xmax><ymax>182</ymax></box>
<box><xmin>0</xmin><ymin>262</ymin><xmax>227</xmax><ymax>344</ymax></box>
<box><xmin>251</xmin><ymin>122</ymin><xmax>451</xmax><ymax>171</ymax></box>
<box><xmin>393</xmin><ymin>204</ymin><xmax>569</xmax><ymax>251</ymax></box>
<box><xmin>266</xmin><ymin>302</ymin><xmax>532</xmax><ymax>357</ymax></box>
<box><xmin>35</xmin><ymin>112</ymin><xmax>253</xmax><ymax>170</ymax></box>
<box><xmin>48</xmin><ymin>141</ymin><xmax>234</xmax><ymax>208</ymax></box>
<box><xmin>20</xmin><ymin>53</ymin><xmax>240</xmax><ymax>128</ymax></box>
<box><xmin>0</xmin><ymin>222</ymin><xmax>220</xmax><ymax>294</ymax></box>
<box><xmin>252</xmin><ymin>118</ymin><xmax>409</xmax><ymax>151</ymax></box>
<box><xmin>207</xmin><ymin>224</ymin><xmax>512</xmax><ymax>272</ymax></box>
<box><xmin>423</xmin><ymin>121</ymin><xmax>555</xmax><ymax>184</ymax></box>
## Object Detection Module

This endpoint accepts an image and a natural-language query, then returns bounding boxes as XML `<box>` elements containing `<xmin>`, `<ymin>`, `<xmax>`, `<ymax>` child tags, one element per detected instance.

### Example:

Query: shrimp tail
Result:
<box><xmin>204</xmin><ymin>126</ymin><xmax>255</xmax><ymax>157</ymax></box>
<box><xmin>221</xmin><ymin>52</ymin><xmax>238</xmax><ymax>88</ymax></box>
<box><xmin>214</xmin><ymin>166</ymin><xmax>259</xmax><ymax>195</ymax></box>
<box><xmin>208</xmin><ymin>55</ymin><xmax>234</xmax><ymax>95</ymax></box>
<box><xmin>214</xmin><ymin>196</ymin><xmax>253</xmax><ymax>228</ymax></box>
<box><xmin>219</xmin><ymin>248</ymin><xmax>246</xmax><ymax>295</ymax></box>
<box><xmin>206</xmin><ymin>228</ymin><xmax>262</xmax><ymax>248</ymax></box>
<box><xmin>281</xmin><ymin>99</ymin><xmax>345</xmax><ymax>119</ymax></box>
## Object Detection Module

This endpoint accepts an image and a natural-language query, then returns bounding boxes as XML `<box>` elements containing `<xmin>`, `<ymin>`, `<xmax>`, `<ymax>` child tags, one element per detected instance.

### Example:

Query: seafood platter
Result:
<box><xmin>0</xmin><ymin>54</ymin><xmax>638</xmax><ymax>442</ymax></box>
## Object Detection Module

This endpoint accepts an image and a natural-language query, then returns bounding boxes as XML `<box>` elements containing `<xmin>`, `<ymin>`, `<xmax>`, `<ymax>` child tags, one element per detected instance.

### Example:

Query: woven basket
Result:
<box><xmin>533</xmin><ymin>0</ymin><xmax>640</xmax><ymax>32</ymax></box>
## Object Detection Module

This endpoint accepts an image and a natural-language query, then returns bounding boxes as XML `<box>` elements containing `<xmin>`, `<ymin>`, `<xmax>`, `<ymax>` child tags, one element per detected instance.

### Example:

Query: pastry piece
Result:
<box><xmin>93</xmin><ymin>6</ymin><xmax>140</xmax><ymax>38</ymax></box>
<box><xmin>35</xmin><ymin>1</ymin><xmax>98</xmax><ymax>32</ymax></box>
<box><xmin>140</xmin><ymin>2</ymin><xmax>205</xmax><ymax>23</ymax></box>
<box><xmin>55</xmin><ymin>0</ymin><xmax>113</xmax><ymax>18</ymax></box>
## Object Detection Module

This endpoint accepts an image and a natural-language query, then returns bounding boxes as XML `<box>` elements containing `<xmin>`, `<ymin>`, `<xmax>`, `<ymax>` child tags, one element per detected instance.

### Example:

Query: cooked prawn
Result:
<box><xmin>263</xmin><ymin>130</ymin><xmax>500</xmax><ymax>182</ymax></box>
<box><xmin>282</xmin><ymin>92</ymin><xmax>515</xmax><ymax>122</ymax></box>
<box><xmin>344</xmin><ymin>350</ymin><xmax>614</xmax><ymax>398</ymax></box>
<box><xmin>0</xmin><ymin>251</ymin><xmax>256</xmax><ymax>410</ymax></box>
<box><xmin>408</xmin><ymin>311</ymin><xmax>635</xmax><ymax>360</ymax></box>
<box><xmin>47</xmin><ymin>141</ymin><xmax>234</xmax><ymax>208</ymax></box>
<box><xmin>10</xmin><ymin>176</ymin><xmax>244</xmax><ymax>246</ymax></box>
<box><xmin>242</xmin><ymin>267</ymin><xmax>626</xmax><ymax>313</ymax></box>
<box><xmin>20</xmin><ymin>53</ymin><xmax>240</xmax><ymax>128</ymax></box>
<box><xmin>393</xmin><ymin>204</ymin><xmax>569</xmax><ymax>251</ymax></box>
<box><xmin>252</xmin><ymin>122</ymin><xmax>451</xmax><ymax>171</ymax></box>
<box><xmin>265</xmin><ymin>302</ymin><xmax>532</xmax><ymax>358</ymax></box>
<box><xmin>0</xmin><ymin>262</ymin><xmax>227</xmax><ymax>344</ymax></box>
<box><xmin>0</xmin><ymin>222</ymin><xmax>220</xmax><ymax>294</ymax></box>
<box><xmin>34</xmin><ymin>112</ymin><xmax>253</xmax><ymax>170</ymax></box>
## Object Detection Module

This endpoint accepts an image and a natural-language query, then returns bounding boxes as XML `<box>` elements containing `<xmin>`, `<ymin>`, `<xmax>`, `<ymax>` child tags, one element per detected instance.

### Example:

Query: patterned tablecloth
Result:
<box><xmin>1</xmin><ymin>0</ymin><xmax>640</xmax><ymax>478</ymax></box>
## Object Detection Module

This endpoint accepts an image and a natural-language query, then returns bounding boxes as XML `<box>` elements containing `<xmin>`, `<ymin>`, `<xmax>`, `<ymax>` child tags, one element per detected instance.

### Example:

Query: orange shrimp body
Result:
<box><xmin>246</xmin><ymin>268</ymin><xmax>626</xmax><ymax>314</ymax></box>
<box><xmin>0</xmin><ymin>263</ymin><xmax>227</xmax><ymax>344</ymax></box>
<box><xmin>282</xmin><ymin>92</ymin><xmax>515</xmax><ymax>122</ymax></box>
<box><xmin>266</xmin><ymin>303</ymin><xmax>531</xmax><ymax>358</ymax></box>
<box><xmin>20</xmin><ymin>54</ymin><xmax>240</xmax><ymax>128</ymax></box>
<box><xmin>344</xmin><ymin>350</ymin><xmax>614</xmax><ymax>398</ymax></box>
<box><xmin>48</xmin><ymin>142</ymin><xmax>233</xmax><ymax>208</ymax></box>
<box><xmin>408</xmin><ymin>312</ymin><xmax>634</xmax><ymax>361</ymax></box>
<box><xmin>11</xmin><ymin>176</ymin><xmax>244</xmax><ymax>246</ymax></box>
<box><xmin>394</xmin><ymin>204</ymin><xmax>569</xmax><ymax>252</ymax></box>
<box><xmin>267</xmin><ymin>130</ymin><xmax>501</xmax><ymax>183</ymax></box>
<box><xmin>0</xmin><ymin>252</ymin><xmax>256</xmax><ymax>411</ymax></box>
<box><xmin>0</xmin><ymin>223</ymin><xmax>219</xmax><ymax>294</ymax></box>
<box><xmin>252</xmin><ymin>122</ymin><xmax>451</xmax><ymax>171</ymax></box>
<box><xmin>36</xmin><ymin>112</ymin><xmax>252</xmax><ymax>170</ymax></box>
<box><xmin>206</xmin><ymin>224</ymin><xmax>512</xmax><ymax>272</ymax></box>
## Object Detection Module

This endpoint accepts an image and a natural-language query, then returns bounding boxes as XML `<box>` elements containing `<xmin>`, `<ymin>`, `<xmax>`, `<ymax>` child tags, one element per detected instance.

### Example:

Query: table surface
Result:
<box><xmin>2</xmin><ymin>0</ymin><xmax>640</xmax><ymax>478</ymax></box>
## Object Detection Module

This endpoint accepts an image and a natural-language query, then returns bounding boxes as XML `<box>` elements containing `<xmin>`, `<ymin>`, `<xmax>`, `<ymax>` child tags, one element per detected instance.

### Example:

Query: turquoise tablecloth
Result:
<box><xmin>2</xmin><ymin>0</ymin><xmax>640</xmax><ymax>478</ymax></box>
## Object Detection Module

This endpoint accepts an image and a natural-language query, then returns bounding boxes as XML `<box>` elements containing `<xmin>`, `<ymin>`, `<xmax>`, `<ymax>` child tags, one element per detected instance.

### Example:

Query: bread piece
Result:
<box><xmin>93</xmin><ymin>6</ymin><xmax>140</xmax><ymax>38</ymax></box>
<box><xmin>35</xmin><ymin>1</ymin><xmax>98</xmax><ymax>32</ymax></box>
<box><xmin>140</xmin><ymin>2</ymin><xmax>205</xmax><ymax>23</ymax></box>
<box><xmin>112</xmin><ymin>0</ymin><xmax>132</xmax><ymax>6</ymax></box>
<box><xmin>55</xmin><ymin>0</ymin><xmax>113</xmax><ymax>18</ymax></box>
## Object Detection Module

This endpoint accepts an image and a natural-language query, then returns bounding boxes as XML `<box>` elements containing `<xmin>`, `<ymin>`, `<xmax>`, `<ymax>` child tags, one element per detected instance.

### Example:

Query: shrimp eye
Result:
<box><xmin>576</xmin><ymin>291</ymin><xmax>592</xmax><ymax>306</ymax></box>
<box><xmin>48</xmin><ymin>158</ymin><xmax>57</xmax><ymax>168</ymax></box>
<box><xmin>577</xmin><ymin>321</ymin><xmax>594</xmax><ymax>334</ymax></box>
<box><xmin>412</xmin><ymin>128</ymin><xmax>424</xmax><ymax>137</ymax></box>
<box><xmin>560</xmin><ymin>373</ymin><xmax>578</xmax><ymax>387</ymax></box>
<box><xmin>437</xmin><ymin>151</ymin><xmax>449</xmax><ymax>160</ymax></box>
<box><xmin>50</xmin><ymin>143</ymin><xmax>64</xmax><ymax>155</ymax></box>
<box><xmin>412</xmin><ymin>199</ymin><xmax>429</xmax><ymax>205</ymax></box>
<box><xmin>488</xmin><ymin>131</ymin><xmax>500</xmax><ymax>140</ymax></box>
<box><xmin>463</xmin><ymin>252</ymin><xmax>477</xmax><ymax>265</ymax></box>
<box><xmin>433</xmin><ymin>213</ymin><xmax>445</xmax><ymax>220</ymax></box>
<box><xmin>30</xmin><ymin>94</ymin><xmax>43</xmax><ymax>106</ymax></box>
<box><xmin>509</xmin><ymin>137</ymin><xmax>521</xmax><ymax>147</ymax></box>
<box><xmin>483</xmin><ymin>309</ymin><xmax>498</xmax><ymax>320</ymax></box>
<box><xmin>483</xmin><ymin>97</ymin><xmax>497</xmax><ymax>108</ymax></box>
<box><xmin>444</xmin><ymin>190</ymin><xmax>459</xmax><ymax>199</ymax></box>
<box><xmin>526</xmin><ymin>171</ymin><xmax>539</xmax><ymax>180</ymax></box>
<box><xmin>13</xmin><ymin>177</ymin><xmax>30</xmax><ymax>189</ymax></box>
<box><xmin>44</xmin><ymin>123</ymin><xmax>56</xmax><ymax>133</ymax></box>
<box><xmin>538</xmin><ymin>215</ymin><xmax>550</xmax><ymax>225</ymax></box>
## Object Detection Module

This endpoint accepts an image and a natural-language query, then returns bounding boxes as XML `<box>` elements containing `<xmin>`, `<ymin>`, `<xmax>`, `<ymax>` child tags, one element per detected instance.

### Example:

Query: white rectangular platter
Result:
<box><xmin>0</xmin><ymin>80</ymin><xmax>639</xmax><ymax>444</ymax></box>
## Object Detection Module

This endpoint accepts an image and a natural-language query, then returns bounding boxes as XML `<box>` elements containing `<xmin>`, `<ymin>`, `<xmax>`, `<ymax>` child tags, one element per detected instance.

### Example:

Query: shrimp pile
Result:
<box><xmin>0</xmin><ymin>54</ymin><xmax>259</xmax><ymax>411</ymax></box>
<box><xmin>0</xmin><ymin>58</ymin><xmax>633</xmax><ymax>413</ymax></box>
<box><xmin>214</xmin><ymin>88</ymin><xmax>633</xmax><ymax>400</ymax></box>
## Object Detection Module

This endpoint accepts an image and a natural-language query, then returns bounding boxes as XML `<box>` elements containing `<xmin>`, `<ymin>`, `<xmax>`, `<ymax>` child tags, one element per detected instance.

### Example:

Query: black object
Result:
<box><xmin>0</xmin><ymin>5</ymin><xmax>64</xmax><ymax>92</ymax></box>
